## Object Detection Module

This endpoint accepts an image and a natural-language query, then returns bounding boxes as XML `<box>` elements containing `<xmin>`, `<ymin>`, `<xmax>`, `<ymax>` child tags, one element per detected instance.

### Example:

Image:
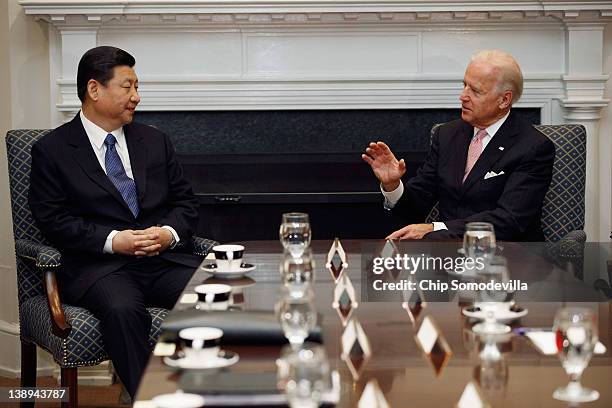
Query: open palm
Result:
<box><xmin>362</xmin><ymin>141</ymin><xmax>406</xmax><ymax>188</ymax></box>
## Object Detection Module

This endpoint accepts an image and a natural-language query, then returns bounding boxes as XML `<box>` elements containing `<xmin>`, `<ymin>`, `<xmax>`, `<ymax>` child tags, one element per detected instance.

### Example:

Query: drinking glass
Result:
<box><xmin>276</xmin><ymin>288</ymin><xmax>317</xmax><ymax>347</ymax></box>
<box><xmin>472</xmin><ymin>256</ymin><xmax>511</xmax><ymax>335</ymax></box>
<box><xmin>280</xmin><ymin>249</ymin><xmax>315</xmax><ymax>297</ymax></box>
<box><xmin>280</xmin><ymin>213</ymin><xmax>311</xmax><ymax>258</ymax></box>
<box><xmin>463</xmin><ymin>222</ymin><xmax>496</xmax><ymax>265</ymax></box>
<box><xmin>553</xmin><ymin>307</ymin><xmax>599</xmax><ymax>402</ymax></box>
<box><xmin>284</xmin><ymin>343</ymin><xmax>331</xmax><ymax>408</ymax></box>
<box><xmin>474</xmin><ymin>356</ymin><xmax>509</xmax><ymax>402</ymax></box>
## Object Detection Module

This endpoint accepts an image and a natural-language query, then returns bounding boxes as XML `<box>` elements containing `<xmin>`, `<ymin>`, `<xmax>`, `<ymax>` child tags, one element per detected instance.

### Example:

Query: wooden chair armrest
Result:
<box><xmin>44</xmin><ymin>270</ymin><xmax>71</xmax><ymax>338</ymax></box>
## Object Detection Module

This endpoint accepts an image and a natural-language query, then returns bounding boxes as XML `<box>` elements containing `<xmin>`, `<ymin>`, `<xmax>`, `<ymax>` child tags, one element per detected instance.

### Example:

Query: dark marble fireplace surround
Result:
<box><xmin>134</xmin><ymin>109</ymin><xmax>540</xmax><ymax>242</ymax></box>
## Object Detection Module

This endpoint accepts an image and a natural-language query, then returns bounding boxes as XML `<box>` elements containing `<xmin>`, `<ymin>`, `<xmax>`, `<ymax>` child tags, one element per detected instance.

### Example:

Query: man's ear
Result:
<box><xmin>498</xmin><ymin>90</ymin><xmax>513</xmax><ymax>110</ymax></box>
<box><xmin>87</xmin><ymin>79</ymin><xmax>99</xmax><ymax>102</ymax></box>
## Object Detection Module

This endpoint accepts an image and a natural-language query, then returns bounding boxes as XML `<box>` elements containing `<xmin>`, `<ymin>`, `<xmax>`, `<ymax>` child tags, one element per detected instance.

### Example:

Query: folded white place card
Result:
<box><xmin>484</xmin><ymin>170</ymin><xmax>505</xmax><ymax>180</ymax></box>
<box><xmin>153</xmin><ymin>342</ymin><xmax>176</xmax><ymax>357</ymax></box>
<box><xmin>179</xmin><ymin>293</ymin><xmax>198</xmax><ymax>304</ymax></box>
<box><xmin>457</xmin><ymin>381</ymin><xmax>489</xmax><ymax>408</ymax></box>
<box><xmin>358</xmin><ymin>380</ymin><xmax>390</xmax><ymax>408</ymax></box>
<box><xmin>525</xmin><ymin>331</ymin><xmax>607</xmax><ymax>355</ymax></box>
<box><xmin>416</xmin><ymin>315</ymin><xmax>438</xmax><ymax>353</ymax></box>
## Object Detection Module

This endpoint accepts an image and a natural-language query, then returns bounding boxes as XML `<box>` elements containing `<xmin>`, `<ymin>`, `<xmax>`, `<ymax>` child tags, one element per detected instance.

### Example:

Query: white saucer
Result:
<box><xmin>445</xmin><ymin>267</ymin><xmax>478</xmax><ymax>279</ymax></box>
<box><xmin>200</xmin><ymin>263</ymin><xmax>256</xmax><ymax>279</ymax></box>
<box><xmin>462</xmin><ymin>304</ymin><xmax>528</xmax><ymax>323</ymax></box>
<box><xmin>152</xmin><ymin>392</ymin><xmax>205</xmax><ymax>408</ymax></box>
<box><xmin>163</xmin><ymin>350</ymin><xmax>239</xmax><ymax>369</ymax></box>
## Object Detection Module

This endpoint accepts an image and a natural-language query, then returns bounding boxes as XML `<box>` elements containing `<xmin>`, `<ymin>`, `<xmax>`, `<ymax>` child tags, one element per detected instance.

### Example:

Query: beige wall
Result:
<box><xmin>0</xmin><ymin>0</ymin><xmax>51</xmax><ymax>377</ymax></box>
<box><xmin>602</xmin><ymin>24</ymin><xmax>612</xmax><ymax>240</ymax></box>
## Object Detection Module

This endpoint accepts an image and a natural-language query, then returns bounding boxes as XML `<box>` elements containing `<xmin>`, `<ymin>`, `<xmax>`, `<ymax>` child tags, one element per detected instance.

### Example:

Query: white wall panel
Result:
<box><xmin>100</xmin><ymin>30</ymin><xmax>243</xmax><ymax>77</ymax></box>
<box><xmin>422</xmin><ymin>29</ymin><xmax>565</xmax><ymax>74</ymax></box>
<box><xmin>246</xmin><ymin>32</ymin><xmax>419</xmax><ymax>78</ymax></box>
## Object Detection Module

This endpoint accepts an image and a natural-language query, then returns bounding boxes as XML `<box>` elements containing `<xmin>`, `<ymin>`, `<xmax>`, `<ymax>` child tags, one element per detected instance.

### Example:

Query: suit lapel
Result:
<box><xmin>461</xmin><ymin>112</ymin><xmax>520</xmax><ymax>193</ymax></box>
<box><xmin>124</xmin><ymin>124</ymin><xmax>147</xmax><ymax>201</ymax></box>
<box><xmin>67</xmin><ymin>114</ymin><xmax>134</xmax><ymax>215</ymax></box>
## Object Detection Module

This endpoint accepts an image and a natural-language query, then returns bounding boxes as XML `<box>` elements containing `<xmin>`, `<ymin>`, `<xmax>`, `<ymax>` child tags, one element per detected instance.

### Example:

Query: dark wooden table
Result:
<box><xmin>135</xmin><ymin>240</ymin><xmax>612</xmax><ymax>407</ymax></box>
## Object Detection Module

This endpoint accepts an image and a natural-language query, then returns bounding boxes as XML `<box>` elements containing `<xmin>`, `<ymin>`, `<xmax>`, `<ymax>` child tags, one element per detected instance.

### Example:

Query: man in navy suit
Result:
<box><xmin>363</xmin><ymin>50</ymin><xmax>555</xmax><ymax>241</ymax></box>
<box><xmin>29</xmin><ymin>46</ymin><xmax>202</xmax><ymax>398</ymax></box>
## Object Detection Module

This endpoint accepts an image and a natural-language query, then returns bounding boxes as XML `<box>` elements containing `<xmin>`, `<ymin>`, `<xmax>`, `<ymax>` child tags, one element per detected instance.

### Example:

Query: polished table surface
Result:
<box><xmin>136</xmin><ymin>240</ymin><xmax>612</xmax><ymax>407</ymax></box>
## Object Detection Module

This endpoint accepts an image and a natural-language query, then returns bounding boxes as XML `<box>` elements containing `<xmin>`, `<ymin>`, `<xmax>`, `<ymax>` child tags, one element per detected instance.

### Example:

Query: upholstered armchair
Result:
<box><xmin>6</xmin><ymin>129</ymin><xmax>217</xmax><ymax>408</ymax></box>
<box><xmin>425</xmin><ymin>124</ymin><xmax>587</xmax><ymax>243</ymax></box>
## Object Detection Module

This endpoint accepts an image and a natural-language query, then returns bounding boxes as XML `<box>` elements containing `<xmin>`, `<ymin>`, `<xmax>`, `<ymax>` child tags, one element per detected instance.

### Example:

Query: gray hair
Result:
<box><xmin>470</xmin><ymin>49</ymin><xmax>523</xmax><ymax>104</ymax></box>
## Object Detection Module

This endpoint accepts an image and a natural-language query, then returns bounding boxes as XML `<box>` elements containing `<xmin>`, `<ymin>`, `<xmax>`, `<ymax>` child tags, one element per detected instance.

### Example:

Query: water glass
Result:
<box><xmin>283</xmin><ymin>343</ymin><xmax>331</xmax><ymax>408</ymax></box>
<box><xmin>463</xmin><ymin>222</ymin><xmax>496</xmax><ymax>264</ymax></box>
<box><xmin>280</xmin><ymin>249</ymin><xmax>315</xmax><ymax>297</ymax></box>
<box><xmin>276</xmin><ymin>288</ymin><xmax>317</xmax><ymax>347</ymax></box>
<box><xmin>472</xmin><ymin>256</ymin><xmax>511</xmax><ymax>335</ymax></box>
<box><xmin>280</xmin><ymin>213</ymin><xmax>311</xmax><ymax>258</ymax></box>
<box><xmin>553</xmin><ymin>307</ymin><xmax>599</xmax><ymax>402</ymax></box>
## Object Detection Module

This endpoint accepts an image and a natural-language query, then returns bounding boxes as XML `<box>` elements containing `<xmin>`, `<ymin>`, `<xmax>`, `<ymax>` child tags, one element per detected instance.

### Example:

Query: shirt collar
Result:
<box><xmin>473</xmin><ymin>110</ymin><xmax>511</xmax><ymax>139</ymax></box>
<box><xmin>79</xmin><ymin>110</ymin><xmax>126</xmax><ymax>150</ymax></box>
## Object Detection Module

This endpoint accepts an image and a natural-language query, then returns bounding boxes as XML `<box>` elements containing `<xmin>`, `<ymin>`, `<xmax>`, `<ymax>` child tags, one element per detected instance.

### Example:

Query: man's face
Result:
<box><xmin>459</xmin><ymin>61</ymin><xmax>506</xmax><ymax>129</ymax></box>
<box><xmin>95</xmin><ymin>65</ymin><xmax>140</xmax><ymax>127</ymax></box>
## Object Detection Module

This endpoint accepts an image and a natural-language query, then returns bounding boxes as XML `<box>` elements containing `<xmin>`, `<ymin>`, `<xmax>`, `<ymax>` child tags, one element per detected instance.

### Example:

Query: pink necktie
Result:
<box><xmin>463</xmin><ymin>128</ymin><xmax>488</xmax><ymax>183</ymax></box>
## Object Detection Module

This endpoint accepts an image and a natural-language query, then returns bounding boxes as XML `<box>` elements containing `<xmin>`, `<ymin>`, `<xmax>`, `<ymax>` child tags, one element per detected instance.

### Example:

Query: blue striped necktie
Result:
<box><xmin>104</xmin><ymin>134</ymin><xmax>139</xmax><ymax>217</ymax></box>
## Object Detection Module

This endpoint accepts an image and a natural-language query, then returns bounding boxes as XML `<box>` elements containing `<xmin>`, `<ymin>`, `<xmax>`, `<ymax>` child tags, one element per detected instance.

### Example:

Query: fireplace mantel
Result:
<box><xmin>20</xmin><ymin>0</ymin><xmax>612</xmax><ymax>240</ymax></box>
<box><xmin>18</xmin><ymin>1</ymin><xmax>612</xmax><ymax>18</ymax></box>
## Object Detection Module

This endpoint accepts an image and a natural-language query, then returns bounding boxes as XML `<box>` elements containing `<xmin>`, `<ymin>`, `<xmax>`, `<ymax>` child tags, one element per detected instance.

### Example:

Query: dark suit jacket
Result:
<box><xmin>392</xmin><ymin>110</ymin><xmax>555</xmax><ymax>241</ymax></box>
<box><xmin>29</xmin><ymin>114</ymin><xmax>202</xmax><ymax>301</ymax></box>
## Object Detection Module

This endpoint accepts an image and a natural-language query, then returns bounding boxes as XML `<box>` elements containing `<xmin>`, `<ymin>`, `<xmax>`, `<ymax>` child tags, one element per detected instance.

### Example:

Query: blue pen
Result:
<box><xmin>513</xmin><ymin>327</ymin><xmax>552</xmax><ymax>336</ymax></box>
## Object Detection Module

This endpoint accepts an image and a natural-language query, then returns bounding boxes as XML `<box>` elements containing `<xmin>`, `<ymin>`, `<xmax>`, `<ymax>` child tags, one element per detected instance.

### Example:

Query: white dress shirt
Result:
<box><xmin>381</xmin><ymin>110</ymin><xmax>511</xmax><ymax>231</ymax></box>
<box><xmin>79</xmin><ymin>111</ymin><xmax>179</xmax><ymax>253</ymax></box>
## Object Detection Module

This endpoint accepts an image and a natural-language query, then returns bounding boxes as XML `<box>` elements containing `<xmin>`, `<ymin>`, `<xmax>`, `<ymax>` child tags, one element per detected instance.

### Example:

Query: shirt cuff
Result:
<box><xmin>161</xmin><ymin>225</ymin><xmax>180</xmax><ymax>248</ymax></box>
<box><xmin>381</xmin><ymin>181</ymin><xmax>404</xmax><ymax>209</ymax></box>
<box><xmin>432</xmin><ymin>222</ymin><xmax>448</xmax><ymax>231</ymax></box>
<box><xmin>104</xmin><ymin>230</ymin><xmax>120</xmax><ymax>254</ymax></box>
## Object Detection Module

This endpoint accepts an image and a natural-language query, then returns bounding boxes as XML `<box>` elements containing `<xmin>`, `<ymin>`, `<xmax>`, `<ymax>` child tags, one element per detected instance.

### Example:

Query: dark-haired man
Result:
<box><xmin>363</xmin><ymin>49</ymin><xmax>555</xmax><ymax>241</ymax></box>
<box><xmin>29</xmin><ymin>46</ymin><xmax>202</xmax><ymax>398</ymax></box>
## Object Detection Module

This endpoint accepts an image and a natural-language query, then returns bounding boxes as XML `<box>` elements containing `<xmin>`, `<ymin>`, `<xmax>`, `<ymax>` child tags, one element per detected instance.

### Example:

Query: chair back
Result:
<box><xmin>534</xmin><ymin>124</ymin><xmax>586</xmax><ymax>242</ymax></box>
<box><xmin>6</xmin><ymin>130</ymin><xmax>52</xmax><ymax>303</ymax></box>
<box><xmin>424</xmin><ymin>123</ymin><xmax>586</xmax><ymax>242</ymax></box>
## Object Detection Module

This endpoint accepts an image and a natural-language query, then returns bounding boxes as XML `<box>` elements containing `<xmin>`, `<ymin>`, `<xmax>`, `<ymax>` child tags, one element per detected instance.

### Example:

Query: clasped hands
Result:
<box><xmin>362</xmin><ymin>141</ymin><xmax>433</xmax><ymax>241</ymax></box>
<box><xmin>112</xmin><ymin>226</ymin><xmax>174</xmax><ymax>257</ymax></box>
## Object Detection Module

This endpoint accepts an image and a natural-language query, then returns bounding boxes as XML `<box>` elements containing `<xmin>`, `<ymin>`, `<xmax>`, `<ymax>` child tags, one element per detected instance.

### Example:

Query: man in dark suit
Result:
<box><xmin>29</xmin><ymin>46</ymin><xmax>202</xmax><ymax>398</ymax></box>
<box><xmin>362</xmin><ymin>50</ymin><xmax>555</xmax><ymax>241</ymax></box>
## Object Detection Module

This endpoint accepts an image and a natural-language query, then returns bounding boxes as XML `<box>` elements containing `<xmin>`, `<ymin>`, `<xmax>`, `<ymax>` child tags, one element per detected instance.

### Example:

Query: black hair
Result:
<box><xmin>76</xmin><ymin>46</ymin><xmax>136</xmax><ymax>102</ymax></box>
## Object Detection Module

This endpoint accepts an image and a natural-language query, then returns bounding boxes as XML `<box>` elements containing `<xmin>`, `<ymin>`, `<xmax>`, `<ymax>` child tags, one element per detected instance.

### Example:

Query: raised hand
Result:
<box><xmin>361</xmin><ymin>141</ymin><xmax>406</xmax><ymax>191</ymax></box>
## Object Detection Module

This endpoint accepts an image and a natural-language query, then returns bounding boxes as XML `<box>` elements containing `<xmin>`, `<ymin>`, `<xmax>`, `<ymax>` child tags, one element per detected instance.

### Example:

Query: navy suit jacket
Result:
<box><xmin>392</xmin><ymin>111</ymin><xmax>555</xmax><ymax>241</ymax></box>
<box><xmin>29</xmin><ymin>114</ymin><xmax>201</xmax><ymax>301</ymax></box>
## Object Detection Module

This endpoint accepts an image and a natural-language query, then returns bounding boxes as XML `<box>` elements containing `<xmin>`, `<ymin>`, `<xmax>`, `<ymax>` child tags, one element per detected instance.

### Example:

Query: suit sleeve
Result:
<box><xmin>29</xmin><ymin>141</ymin><xmax>113</xmax><ymax>252</ymax></box>
<box><xmin>155</xmin><ymin>133</ymin><xmax>199</xmax><ymax>241</ymax></box>
<box><xmin>426</xmin><ymin>136</ymin><xmax>555</xmax><ymax>240</ymax></box>
<box><xmin>390</xmin><ymin>127</ymin><xmax>441</xmax><ymax>224</ymax></box>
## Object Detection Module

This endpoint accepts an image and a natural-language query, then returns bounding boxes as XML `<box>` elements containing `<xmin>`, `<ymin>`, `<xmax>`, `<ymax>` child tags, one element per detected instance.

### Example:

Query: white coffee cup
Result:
<box><xmin>179</xmin><ymin>327</ymin><xmax>223</xmax><ymax>360</ymax></box>
<box><xmin>194</xmin><ymin>284</ymin><xmax>232</xmax><ymax>311</ymax></box>
<box><xmin>213</xmin><ymin>244</ymin><xmax>244</xmax><ymax>272</ymax></box>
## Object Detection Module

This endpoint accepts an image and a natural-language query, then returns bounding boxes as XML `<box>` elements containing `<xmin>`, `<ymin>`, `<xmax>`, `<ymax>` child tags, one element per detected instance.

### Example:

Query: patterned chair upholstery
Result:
<box><xmin>424</xmin><ymin>124</ymin><xmax>586</xmax><ymax>242</ymax></box>
<box><xmin>6</xmin><ymin>129</ymin><xmax>218</xmax><ymax>408</ymax></box>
